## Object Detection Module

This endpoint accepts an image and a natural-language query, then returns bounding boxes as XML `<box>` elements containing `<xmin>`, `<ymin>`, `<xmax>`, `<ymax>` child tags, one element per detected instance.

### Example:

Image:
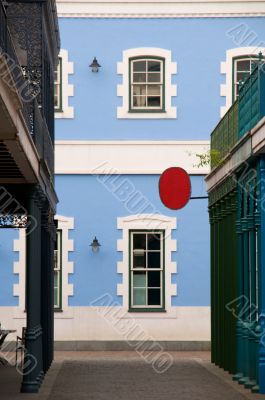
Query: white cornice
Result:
<box><xmin>55</xmin><ymin>140</ymin><xmax>210</xmax><ymax>175</ymax></box>
<box><xmin>56</xmin><ymin>0</ymin><xmax>265</xmax><ymax>18</ymax></box>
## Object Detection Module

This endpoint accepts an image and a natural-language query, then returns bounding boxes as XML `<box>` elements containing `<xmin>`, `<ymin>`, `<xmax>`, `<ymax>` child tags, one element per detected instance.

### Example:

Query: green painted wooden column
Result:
<box><xmin>209</xmin><ymin>205</ymin><xmax>216</xmax><ymax>364</ymax></box>
<box><xmin>21</xmin><ymin>186</ymin><xmax>44</xmax><ymax>393</ymax></box>
<box><xmin>233</xmin><ymin>182</ymin><xmax>244</xmax><ymax>381</ymax></box>
<box><xmin>41</xmin><ymin>202</ymin><xmax>56</xmax><ymax>375</ymax></box>
<box><xmin>252</xmin><ymin>166</ymin><xmax>261</xmax><ymax>393</ymax></box>
<box><xmin>257</xmin><ymin>156</ymin><xmax>265</xmax><ymax>394</ymax></box>
<box><xmin>238</xmin><ymin>175</ymin><xmax>250</xmax><ymax>386</ymax></box>
<box><xmin>246</xmin><ymin>176</ymin><xmax>258</xmax><ymax>389</ymax></box>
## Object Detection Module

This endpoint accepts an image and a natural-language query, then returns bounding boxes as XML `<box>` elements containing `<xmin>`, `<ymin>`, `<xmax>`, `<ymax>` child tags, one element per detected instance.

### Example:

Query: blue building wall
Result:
<box><xmin>56</xmin><ymin>17</ymin><xmax>265</xmax><ymax>141</ymax></box>
<box><xmin>0</xmin><ymin>229</ymin><xmax>18</xmax><ymax>306</ymax></box>
<box><xmin>55</xmin><ymin>174</ymin><xmax>210</xmax><ymax>307</ymax></box>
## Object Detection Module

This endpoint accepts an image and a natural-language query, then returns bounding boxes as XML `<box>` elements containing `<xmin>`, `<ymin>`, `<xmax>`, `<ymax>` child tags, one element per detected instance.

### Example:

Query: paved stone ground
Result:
<box><xmin>0</xmin><ymin>352</ymin><xmax>264</xmax><ymax>400</ymax></box>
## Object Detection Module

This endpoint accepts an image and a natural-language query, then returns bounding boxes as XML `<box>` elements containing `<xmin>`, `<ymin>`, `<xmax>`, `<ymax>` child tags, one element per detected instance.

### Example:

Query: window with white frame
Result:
<box><xmin>130</xmin><ymin>57</ymin><xmax>164</xmax><ymax>111</ymax></box>
<box><xmin>130</xmin><ymin>230</ymin><xmax>164</xmax><ymax>310</ymax></box>
<box><xmin>54</xmin><ymin>229</ymin><xmax>62</xmax><ymax>310</ymax></box>
<box><xmin>117</xmin><ymin>48</ymin><xmax>177</xmax><ymax>119</ymax></box>
<box><xmin>220</xmin><ymin>47</ymin><xmax>265</xmax><ymax>117</ymax></box>
<box><xmin>54</xmin><ymin>57</ymin><xmax>62</xmax><ymax>111</ymax></box>
<box><xmin>233</xmin><ymin>56</ymin><xmax>260</xmax><ymax>101</ymax></box>
<box><xmin>54</xmin><ymin>49</ymin><xmax>74</xmax><ymax>119</ymax></box>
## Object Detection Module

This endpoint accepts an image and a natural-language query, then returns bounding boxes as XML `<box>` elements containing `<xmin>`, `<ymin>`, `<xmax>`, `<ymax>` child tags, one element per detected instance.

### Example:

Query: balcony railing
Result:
<box><xmin>211</xmin><ymin>100</ymin><xmax>238</xmax><ymax>168</ymax></box>
<box><xmin>238</xmin><ymin>64</ymin><xmax>265</xmax><ymax>138</ymax></box>
<box><xmin>0</xmin><ymin>1</ymin><xmax>54</xmax><ymax>178</ymax></box>
<box><xmin>211</xmin><ymin>62</ymin><xmax>265</xmax><ymax>169</ymax></box>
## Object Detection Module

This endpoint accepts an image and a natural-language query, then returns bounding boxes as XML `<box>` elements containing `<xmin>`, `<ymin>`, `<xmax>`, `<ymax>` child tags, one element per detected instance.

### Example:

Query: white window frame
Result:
<box><xmin>220</xmin><ymin>47</ymin><xmax>265</xmax><ymax>117</ymax></box>
<box><xmin>54</xmin><ymin>215</ymin><xmax>74</xmax><ymax>313</ymax></box>
<box><xmin>54</xmin><ymin>56</ymin><xmax>63</xmax><ymax>111</ymax></box>
<box><xmin>117</xmin><ymin>214</ymin><xmax>177</xmax><ymax>312</ymax></box>
<box><xmin>117</xmin><ymin>48</ymin><xmax>177</xmax><ymax>119</ymax></box>
<box><xmin>130</xmin><ymin>230</ymin><xmax>164</xmax><ymax>310</ymax></box>
<box><xmin>130</xmin><ymin>58</ymin><xmax>164</xmax><ymax>111</ymax></box>
<box><xmin>12</xmin><ymin>216</ymin><xmax>74</xmax><ymax>319</ymax></box>
<box><xmin>55</xmin><ymin>49</ymin><xmax>74</xmax><ymax>119</ymax></box>
<box><xmin>54</xmin><ymin>229</ymin><xmax>62</xmax><ymax>310</ymax></box>
<box><xmin>233</xmin><ymin>56</ymin><xmax>260</xmax><ymax>101</ymax></box>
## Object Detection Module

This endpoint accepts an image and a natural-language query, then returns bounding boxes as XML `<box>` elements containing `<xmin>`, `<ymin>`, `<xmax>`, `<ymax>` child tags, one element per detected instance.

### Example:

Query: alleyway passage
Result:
<box><xmin>0</xmin><ymin>352</ymin><xmax>264</xmax><ymax>400</ymax></box>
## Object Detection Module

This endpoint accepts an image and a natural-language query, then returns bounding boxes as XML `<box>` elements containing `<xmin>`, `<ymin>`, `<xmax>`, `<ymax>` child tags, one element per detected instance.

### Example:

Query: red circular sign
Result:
<box><xmin>159</xmin><ymin>167</ymin><xmax>191</xmax><ymax>210</ymax></box>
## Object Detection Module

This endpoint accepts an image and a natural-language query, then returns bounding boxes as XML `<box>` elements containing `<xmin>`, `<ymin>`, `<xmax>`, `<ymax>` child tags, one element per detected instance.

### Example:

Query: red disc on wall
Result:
<box><xmin>159</xmin><ymin>167</ymin><xmax>191</xmax><ymax>210</ymax></box>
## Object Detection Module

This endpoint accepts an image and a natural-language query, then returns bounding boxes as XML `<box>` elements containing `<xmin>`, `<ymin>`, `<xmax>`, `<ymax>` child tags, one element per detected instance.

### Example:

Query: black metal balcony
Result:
<box><xmin>0</xmin><ymin>0</ymin><xmax>55</xmax><ymax>178</ymax></box>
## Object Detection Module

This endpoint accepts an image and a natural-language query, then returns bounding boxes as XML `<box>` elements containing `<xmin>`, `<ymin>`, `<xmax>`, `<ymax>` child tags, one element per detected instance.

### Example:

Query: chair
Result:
<box><xmin>0</xmin><ymin>330</ymin><xmax>9</xmax><ymax>366</ymax></box>
<box><xmin>16</xmin><ymin>327</ymin><xmax>26</xmax><ymax>367</ymax></box>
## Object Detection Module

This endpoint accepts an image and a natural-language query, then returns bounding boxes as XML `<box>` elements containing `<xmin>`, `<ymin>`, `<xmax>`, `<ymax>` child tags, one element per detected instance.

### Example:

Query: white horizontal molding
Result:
<box><xmin>55</xmin><ymin>140</ymin><xmax>210</xmax><ymax>175</ymax></box>
<box><xmin>56</xmin><ymin>0</ymin><xmax>265</xmax><ymax>17</ymax></box>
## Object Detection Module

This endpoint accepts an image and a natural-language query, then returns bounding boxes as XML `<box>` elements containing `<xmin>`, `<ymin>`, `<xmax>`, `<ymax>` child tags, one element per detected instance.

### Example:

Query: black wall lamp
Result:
<box><xmin>90</xmin><ymin>236</ymin><xmax>101</xmax><ymax>253</ymax></box>
<box><xmin>89</xmin><ymin>57</ymin><xmax>101</xmax><ymax>73</ymax></box>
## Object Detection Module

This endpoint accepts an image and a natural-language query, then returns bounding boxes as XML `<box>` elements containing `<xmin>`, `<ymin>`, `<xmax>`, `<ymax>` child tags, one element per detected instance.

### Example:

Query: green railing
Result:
<box><xmin>211</xmin><ymin>62</ymin><xmax>265</xmax><ymax>169</ymax></box>
<box><xmin>238</xmin><ymin>65</ymin><xmax>265</xmax><ymax>137</ymax></box>
<box><xmin>211</xmin><ymin>100</ymin><xmax>238</xmax><ymax>168</ymax></box>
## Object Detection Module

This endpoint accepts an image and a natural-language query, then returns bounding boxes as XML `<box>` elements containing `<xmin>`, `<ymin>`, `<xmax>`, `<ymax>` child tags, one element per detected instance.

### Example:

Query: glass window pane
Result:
<box><xmin>147</xmin><ymin>234</ymin><xmax>161</xmax><ymax>250</ymax></box>
<box><xmin>133</xmin><ymin>61</ymin><xmax>146</xmax><ymax>72</ymax></box>
<box><xmin>236</xmin><ymin>60</ymin><xmax>251</xmax><ymax>71</ymax></box>
<box><xmin>133</xmin><ymin>85</ymin><xmax>146</xmax><ymax>96</ymax></box>
<box><xmin>133</xmin><ymin>253</ymin><xmax>146</xmax><ymax>268</ymax></box>
<box><xmin>148</xmin><ymin>289</ymin><xmax>161</xmax><ymax>306</ymax></box>
<box><xmin>148</xmin><ymin>61</ymin><xmax>161</xmax><ymax>72</ymax></box>
<box><xmin>148</xmin><ymin>271</ymin><xmax>161</xmax><ymax>287</ymax></box>
<box><xmin>133</xmin><ymin>288</ymin><xmax>146</xmax><ymax>306</ymax></box>
<box><xmin>133</xmin><ymin>73</ymin><xmax>146</xmax><ymax>83</ymax></box>
<box><xmin>133</xmin><ymin>234</ymin><xmax>146</xmax><ymax>250</ymax></box>
<box><xmin>147</xmin><ymin>96</ymin><xmax>161</xmax><ymax>107</ymax></box>
<box><xmin>54</xmin><ymin>271</ymin><xmax>58</xmax><ymax>287</ymax></box>
<box><xmin>147</xmin><ymin>85</ymin><xmax>161</xmax><ymax>95</ymax></box>
<box><xmin>133</xmin><ymin>272</ymin><xmax>147</xmax><ymax>287</ymax></box>
<box><xmin>133</xmin><ymin>96</ymin><xmax>146</xmax><ymax>107</ymax></box>
<box><xmin>148</xmin><ymin>252</ymin><xmax>161</xmax><ymax>268</ymax></box>
<box><xmin>236</xmin><ymin>72</ymin><xmax>247</xmax><ymax>83</ymax></box>
<box><xmin>54</xmin><ymin>287</ymin><xmax>58</xmax><ymax>305</ymax></box>
<box><xmin>148</xmin><ymin>73</ymin><xmax>161</xmax><ymax>83</ymax></box>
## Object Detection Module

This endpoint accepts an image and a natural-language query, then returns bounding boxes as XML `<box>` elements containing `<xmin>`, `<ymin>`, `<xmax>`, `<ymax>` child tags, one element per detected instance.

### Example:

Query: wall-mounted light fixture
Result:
<box><xmin>90</xmin><ymin>236</ymin><xmax>101</xmax><ymax>253</ymax></box>
<box><xmin>89</xmin><ymin>57</ymin><xmax>101</xmax><ymax>73</ymax></box>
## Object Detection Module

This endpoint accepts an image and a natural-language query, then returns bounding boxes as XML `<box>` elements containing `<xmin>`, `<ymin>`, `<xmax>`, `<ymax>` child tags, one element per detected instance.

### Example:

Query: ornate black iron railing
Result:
<box><xmin>0</xmin><ymin>0</ymin><xmax>54</xmax><ymax>178</ymax></box>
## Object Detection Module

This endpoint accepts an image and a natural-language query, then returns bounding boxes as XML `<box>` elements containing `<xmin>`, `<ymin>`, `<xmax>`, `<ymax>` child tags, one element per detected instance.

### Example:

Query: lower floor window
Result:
<box><xmin>129</xmin><ymin>230</ymin><xmax>164</xmax><ymax>310</ymax></box>
<box><xmin>54</xmin><ymin>229</ymin><xmax>62</xmax><ymax>310</ymax></box>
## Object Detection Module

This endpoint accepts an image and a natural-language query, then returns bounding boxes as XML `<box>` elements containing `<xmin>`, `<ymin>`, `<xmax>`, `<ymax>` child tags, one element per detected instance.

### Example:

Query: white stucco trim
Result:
<box><xmin>117</xmin><ymin>48</ymin><xmax>177</xmax><ymax>119</ymax></box>
<box><xmin>55</xmin><ymin>140</ymin><xmax>210</xmax><ymax>175</ymax></box>
<box><xmin>55</xmin><ymin>215</ymin><xmax>74</xmax><ymax>316</ymax></box>
<box><xmin>12</xmin><ymin>217</ymin><xmax>75</xmax><ymax>319</ymax></box>
<box><xmin>117</xmin><ymin>214</ymin><xmax>177</xmax><ymax>314</ymax></box>
<box><xmin>220</xmin><ymin>47</ymin><xmax>265</xmax><ymax>117</ymax></box>
<box><xmin>56</xmin><ymin>0</ymin><xmax>265</xmax><ymax>18</ymax></box>
<box><xmin>13</xmin><ymin>229</ymin><xmax>26</xmax><ymax>311</ymax></box>
<box><xmin>55</xmin><ymin>49</ymin><xmax>74</xmax><ymax>119</ymax></box>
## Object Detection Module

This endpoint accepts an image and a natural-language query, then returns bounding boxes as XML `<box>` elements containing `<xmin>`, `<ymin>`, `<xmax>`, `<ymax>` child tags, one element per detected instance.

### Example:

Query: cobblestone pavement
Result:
<box><xmin>0</xmin><ymin>352</ymin><xmax>264</xmax><ymax>400</ymax></box>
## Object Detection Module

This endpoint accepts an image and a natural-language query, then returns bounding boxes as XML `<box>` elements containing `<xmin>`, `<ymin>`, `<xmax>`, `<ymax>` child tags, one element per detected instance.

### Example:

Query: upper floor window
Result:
<box><xmin>233</xmin><ymin>56</ymin><xmax>259</xmax><ymax>100</ymax></box>
<box><xmin>130</xmin><ymin>57</ymin><xmax>164</xmax><ymax>112</ymax></box>
<box><xmin>117</xmin><ymin>48</ymin><xmax>177</xmax><ymax>119</ymax></box>
<box><xmin>220</xmin><ymin>47</ymin><xmax>265</xmax><ymax>117</ymax></box>
<box><xmin>54</xmin><ymin>49</ymin><xmax>74</xmax><ymax>119</ymax></box>
<box><xmin>54</xmin><ymin>57</ymin><xmax>62</xmax><ymax>111</ymax></box>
